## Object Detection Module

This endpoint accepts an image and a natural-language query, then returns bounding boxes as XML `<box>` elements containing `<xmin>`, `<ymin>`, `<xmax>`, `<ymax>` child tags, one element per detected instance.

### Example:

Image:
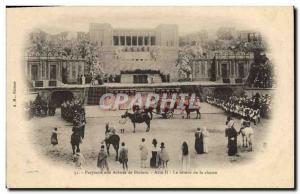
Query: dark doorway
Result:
<box><xmin>221</xmin><ymin>63</ymin><xmax>228</xmax><ymax>78</ymax></box>
<box><xmin>50</xmin><ymin>65</ymin><xmax>57</xmax><ymax>80</ymax></box>
<box><xmin>31</xmin><ymin>65</ymin><xmax>38</xmax><ymax>80</ymax></box>
<box><xmin>133</xmin><ymin>74</ymin><xmax>148</xmax><ymax>83</ymax></box>
<box><xmin>62</xmin><ymin>66</ymin><xmax>68</xmax><ymax>84</ymax></box>
<box><xmin>213</xmin><ymin>87</ymin><xmax>233</xmax><ymax>99</ymax></box>
<box><xmin>238</xmin><ymin>63</ymin><xmax>245</xmax><ymax>78</ymax></box>
<box><xmin>50</xmin><ymin>91</ymin><xmax>74</xmax><ymax>107</ymax></box>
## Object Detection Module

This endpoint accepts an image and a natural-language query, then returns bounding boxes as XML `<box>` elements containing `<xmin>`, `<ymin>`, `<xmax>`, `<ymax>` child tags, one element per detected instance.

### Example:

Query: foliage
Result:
<box><xmin>27</xmin><ymin>30</ymin><xmax>103</xmax><ymax>78</ymax></box>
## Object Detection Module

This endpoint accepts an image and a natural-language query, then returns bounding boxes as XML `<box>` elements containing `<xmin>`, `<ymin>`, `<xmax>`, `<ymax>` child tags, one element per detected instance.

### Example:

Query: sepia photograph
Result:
<box><xmin>6</xmin><ymin>6</ymin><xmax>294</xmax><ymax>189</ymax></box>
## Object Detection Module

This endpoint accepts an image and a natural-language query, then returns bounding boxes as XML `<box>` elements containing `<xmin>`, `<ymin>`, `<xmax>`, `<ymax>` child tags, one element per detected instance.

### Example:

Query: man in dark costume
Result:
<box><xmin>225</xmin><ymin>117</ymin><xmax>238</xmax><ymax>156</ymax></box>
<box><xmin>195</xmin><ymin>128</ymin><xmax>204</xmax><ymax>154</ymax></box>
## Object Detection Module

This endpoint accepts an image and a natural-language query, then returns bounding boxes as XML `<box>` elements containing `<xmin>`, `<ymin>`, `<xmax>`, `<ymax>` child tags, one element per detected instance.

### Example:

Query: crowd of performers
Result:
<box><xmin>130</xmin><ymin>95</ymin><xmax>201</xmax><ymax>119</ymax></box>
<box><xmin>61</xmin><ymin>98</ymin><xmax>86</xmax><ymax>140</ymax></box>
<box><xmin>52</xmin><ymin>117</ymin><xmax>252</xmax><ymax>170</ymax></box>
<box><xmin>69</xmin><ymin>123</ymin><xmax>211</xmax><ymax>171</ymax></box>
<box><xmin>48</xmin><ymin>93</ymin><xmax>259</xmax><ymax>169</ymax></box>
<box><xmin>206</xmin><ymin>93</ymin><xmax>272</xmax><ymax>124</ymax></box>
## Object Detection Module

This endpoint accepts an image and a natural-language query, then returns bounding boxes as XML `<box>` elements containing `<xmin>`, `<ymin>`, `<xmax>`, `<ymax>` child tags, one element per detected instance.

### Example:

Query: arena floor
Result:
<box><xmin>27</xmin><ymin>102</ymin><xmax>271</xmax><ymax>171</ymax></box>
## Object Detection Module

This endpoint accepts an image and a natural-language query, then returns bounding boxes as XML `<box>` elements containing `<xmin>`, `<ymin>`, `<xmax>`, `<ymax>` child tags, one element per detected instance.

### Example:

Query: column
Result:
<box><xmin>193</xmin><ymin>62</ymin><xmax>196</xmax><ymax>78</ymax></box>
<box><xmin>76</xmin><ymin>62</ymin><xmax>79</xmax><ymax>80</ymax></box>
<box><xmin>216</xmin><ymin>61</ymin><xmax>219</xmax><ymax>77</ymax></box>
<box><xmin>233</xmin><ymin>61</ymin><xmax>236</xmax><ymax>78</ymax></box>
<box><xmin>29</xmin><ymin>63</ymin><xmax>31</xmax><ymax>80</ymax></box>
<box><xmin>46</xmin><ymin>61</ymin><xmax>49</xmax><ymax>80</ymax></box>
<box><xmin>118</xmin><ymin>36</ymin><xmax>121</xmax><ymax>46</ymax></box>
<box><xmin>204</xmin><ymin>61</ymin><xmax>207</xmax><ymax>77</ymax></box>
<box><xmin>227</xmin><ymin>63</ymin><xmax>230</xmax><ymax>78</ymax></box>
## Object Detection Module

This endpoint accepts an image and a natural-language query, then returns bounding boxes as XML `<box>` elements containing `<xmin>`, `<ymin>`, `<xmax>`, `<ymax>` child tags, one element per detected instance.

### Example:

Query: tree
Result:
<box><xmin>246</xmin><ymin>53</ymin><xmax>273</xmax><ymax>88</ymax></box>
<box><xmin>210</xmin><ymin>56</ymin><xmax>217</xmax><ymax>81</ymax></box>
<box><xmin>176</xmin><ymin>46</ymin><xmax>195</xmax><ymax>79</ymax></box>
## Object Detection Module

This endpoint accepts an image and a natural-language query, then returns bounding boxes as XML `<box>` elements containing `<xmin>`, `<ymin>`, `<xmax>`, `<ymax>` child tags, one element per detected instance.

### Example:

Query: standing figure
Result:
<box><xmin>139</xmin><ymin>138</ymin><xmax>148</xmax><ymax>168</ymax></box>
<box><xmin>181</xmin><ymin>141</ymin><xmax>190</xmax><ymax>170</ymax></box>
<box><xmin>194</xmin><ymin>128</ymin><xmax>204</xmax><ymax>154</ymax></box>
<box><xmin>158</xmin><ymin>142</ymin><xmax>169</xmax><ymax>168</ymax></box>
<box><xmin>243</xmin><ymin>121</ymin><xmax>254</xmax><ymax>151</ymax></box>
<box><xmin>202</xmin><ymin>127</ymin><xmax>209</xmax><ymax>153</ymax></box>
<box><xmin>150</xmin><ymin>139</ymin><xmax>159</xmax><ymax>168</ymax></box>
<box><xmin>81</xmin><ymin>75</ymin><xmax>86</xmax><ymax>85</ymax></box>
<box><xmin>118</xmin><ymin>142</ymin><xmax>128</xmax><ymax>171</ymax></box>
<box><xmin>51</xmin><ymin>127</ymin><xmax>58</xmax><ymax>149</ymax></box>
<box><xmin>225</xmin><ymin>117</ymin><xmax>238</xmax><ymax>157</ymax></box>
<box><xmin>97</xmin><ymin>145</ymin><xmax>109</xmax><ymax>172</ymax></box>
<box><xmin>73</xmin><ymin>150</ymin><xmax>85</xmax><ymax>169</ymax></box>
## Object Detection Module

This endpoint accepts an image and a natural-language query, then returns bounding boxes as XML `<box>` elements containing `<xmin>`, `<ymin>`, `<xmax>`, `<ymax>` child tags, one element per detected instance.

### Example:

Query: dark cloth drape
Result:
<box><xmin>195</xmin><ymin>132</ymin><xmax>204</xmax><ymax>154</ymax></box>
<box><xmin>225</xmin><ymin>127</ymin><xmax>238</xmax><ymax>156</ymax></box>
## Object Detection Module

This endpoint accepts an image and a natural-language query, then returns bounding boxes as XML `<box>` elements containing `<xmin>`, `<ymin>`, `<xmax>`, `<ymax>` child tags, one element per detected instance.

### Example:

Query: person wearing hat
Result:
<box><xmin>118</xmin><ymin>142</ymin><xmax>128</xmax><ymax>171</ymax></box>
<box><xmin>195</xmin><ymin>128</ymin><xmax>204</xmax><ymax>154</ymax></box>
<box><xmin>243</xmin><ymin>121</ymin><xmax>254</xmax><ymax>151</ymax></box>
<box><xmin>139</xmin><ymin>138</ymin><xmax>148</xmax><ymax>168</ymax></box>
<box><xmin>150</xmin><ymin>139</ymin><xmax>159</xmax><ymax>168</ymax></box>
<box><xmin>225</xmin><ymin>117</ymin><xmax>238</xmax><ymax>157</ymax></box>
<box><xmin>158</xmin><ymin>142</ymin><xmax>169</xmax><ymax>168</ymax></box>
<box><xmin>51</xmin><ymin>127</ymin><xmax>58</xmax><ymax>149</ymax></box>
<box><xmin>195</xmin><ymin>97</ymin><xmax>201</xmax><ymax>109</ymax></box>
<box><xmin>97</xmin><ymin>145</ymin><xmax>109</xmax><ymax>172</ymax></box>
<box><xmin>105</xmin><ymin>126</ymin><xmax>116</xmax><ymax>140</ymax></box>
<box><xmin>202</xmin><ymin>127</ymin><xmax>209</xmax><ymax>153</ymax></box>
<box><xmin>181</xmin><ymin>141</ymin><xmax>190</xmax><ymax>170</ymax></box>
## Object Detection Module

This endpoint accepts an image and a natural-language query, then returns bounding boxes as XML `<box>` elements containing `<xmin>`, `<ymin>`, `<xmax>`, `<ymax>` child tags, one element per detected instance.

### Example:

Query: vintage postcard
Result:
<box><xmin>6</xmin><ymin>6</ymin><xmax>294</xmax><ymax>188</ymax></box>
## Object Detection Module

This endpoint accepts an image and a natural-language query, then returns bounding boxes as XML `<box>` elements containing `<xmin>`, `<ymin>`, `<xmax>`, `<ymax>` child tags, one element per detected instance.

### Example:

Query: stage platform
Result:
<box><xmin>34</xmin><ymin>81</ymin><xmax>244</xmax><ymax>90</ymax></box>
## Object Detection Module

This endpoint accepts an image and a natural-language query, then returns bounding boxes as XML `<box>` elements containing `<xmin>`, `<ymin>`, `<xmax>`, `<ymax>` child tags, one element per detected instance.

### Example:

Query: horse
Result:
<box><xmin>104</xmin><ymin>123</ymin><xmax>120</xmax><ymax>161</ymax></box>
<box><xmin>121</xmin><ymin>110</ymin><xmax>151</xmax><ymax>133</ymax></box>
<box><xmin>70</xmin><ymin>129</ymin><xmax>81</xmax><ymax>155</ymax></box>
<box><xmin>184</xmin><ymin>104</ymin><xmax>201</xmax><ymax>119</ymax></box>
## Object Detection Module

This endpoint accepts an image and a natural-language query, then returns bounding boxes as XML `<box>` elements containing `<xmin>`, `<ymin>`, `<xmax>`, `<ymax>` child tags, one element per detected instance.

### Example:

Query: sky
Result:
<box><xmin>31</xmin><ymin>7</ymin><xmax>257</xmax><ymax>37</ymax></box>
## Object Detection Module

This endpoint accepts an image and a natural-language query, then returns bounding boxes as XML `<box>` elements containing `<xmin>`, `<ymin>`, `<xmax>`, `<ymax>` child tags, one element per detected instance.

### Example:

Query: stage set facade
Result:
<box><xmin>25</xmin><ymin>23</ymin><xmax>256</xmax><ymax>105</ymax></box>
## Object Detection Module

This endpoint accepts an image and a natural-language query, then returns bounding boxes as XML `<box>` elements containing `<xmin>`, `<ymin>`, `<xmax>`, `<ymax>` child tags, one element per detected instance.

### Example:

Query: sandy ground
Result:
<box><xmin>28</xmin><ymin>102</ymin><xmax>270</xmax><ymax>171</ymax></box>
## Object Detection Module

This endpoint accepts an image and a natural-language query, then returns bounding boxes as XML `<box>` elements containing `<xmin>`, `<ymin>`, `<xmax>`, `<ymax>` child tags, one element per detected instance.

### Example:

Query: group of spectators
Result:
<box><xmin>25</xmin><ymin>94</ymin><xmax>56</xmax><ymax>119</ymax></box>
<box><xmin>77</xmin><ymin>74</ymin><xmax>121</xmax><ymax>85</ymax></box>
<box><xmin>207</xmin><ymin>93</ymin><xmax>272</xmax><ymax>124</ymax></box>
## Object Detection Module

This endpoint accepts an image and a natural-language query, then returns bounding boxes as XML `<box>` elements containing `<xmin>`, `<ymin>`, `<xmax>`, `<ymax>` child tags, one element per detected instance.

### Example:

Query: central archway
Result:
<box><xmin>213</xmin><ymin>87</ymin><xmax>233</xmax><ymax>99</ymax></box>
<box><xmin>50</xmin><ymin>91</ymin><xmax>74</xmax><ymax>107</ymax></box>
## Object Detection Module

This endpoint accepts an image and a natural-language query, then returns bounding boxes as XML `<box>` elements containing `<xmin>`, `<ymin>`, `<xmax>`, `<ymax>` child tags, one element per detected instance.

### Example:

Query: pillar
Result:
<box><xmin>48</xmin><ymin>62</ymin><xmax>51</xmax><ymax>80</ymax></box>
<box><xmin>205</xmin><ymin>61</ymin><xmax>208</xmax><ymax>77</ymax></box>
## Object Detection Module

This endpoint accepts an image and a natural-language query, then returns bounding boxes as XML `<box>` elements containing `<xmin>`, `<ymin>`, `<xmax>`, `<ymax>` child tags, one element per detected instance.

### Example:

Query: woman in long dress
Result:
<box><xmin>202</xmin><ymin>127</ymin><xmax>209</xmax><ymax>153</ymax></box>
<box><xmin>139</xmin><ymin>138</ymin><xmax>148</xmax><ymax>168</ymax></box>
<box><xmin>150</xmin><ymin>139</ymin><xmax>159</xmax><ymax>168</ymax></box>
<box><xmin>119</xmin><ymin>142</ymin><xmax>128</xmax><ymax>170</ymax></box>
<box><xmin>51</xmin><ymin>128</ymin><xmax>58</xmax><ymax>149</ymax></box>
<box><xmin>97</xmin><ymin>145</ymin><xmax>109</xmax><ymax>172</ymax></box>
<box><xmin>194</xmin><ymin>128</ymin><xmax>204</xmax><ymax>154</ymax></box>
<box><xmin>181</xmin><ymin>141</ymin><xmax>190</xmax><ymax>170</ymax></box>
<box><xmin>225</xmin><ymin>118</ymin><xmax>238</xmax><ymax>156</ymax></box>
<box><xmin>158</xmin><ymin>142</ymin><xmax>169</xmax><ymax>168</ymax></box>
